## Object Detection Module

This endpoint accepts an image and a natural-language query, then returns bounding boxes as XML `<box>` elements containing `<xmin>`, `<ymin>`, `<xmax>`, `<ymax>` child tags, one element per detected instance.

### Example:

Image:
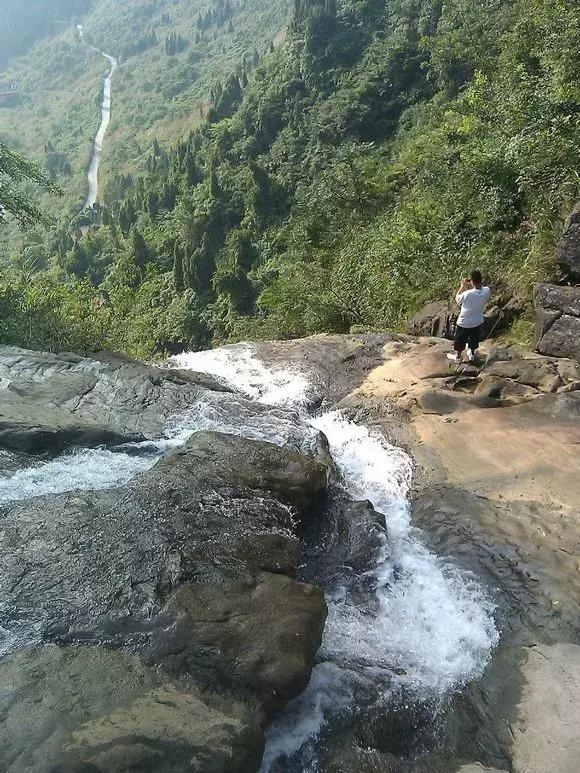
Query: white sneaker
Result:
<box><xmin>447</xmin><ymin>353</ymin><xmax>461</xmax><ymax>363</ymax></box>
<box><xmin>467</xmin><ymin>349</ymin><xmax>476</xmax><ymax>362</ymax></box>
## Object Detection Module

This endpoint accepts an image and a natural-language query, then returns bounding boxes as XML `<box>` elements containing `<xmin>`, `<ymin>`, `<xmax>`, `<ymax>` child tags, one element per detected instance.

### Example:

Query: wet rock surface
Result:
<box><xmin>0</xmin><ymin>431</ymin><xmax>327</xmax><ymax>644</ymax></box>
<box><xmin>0</xmin><ymin>345</ymin><xmax>226</xmax><ymax>447</ymax></box>
<box><xmin>0</xmin><ymin>344</ymin><xmax>330</xmax><ymax>773</ymax></box>
<box><xmin>246</xmin><ymin>334</ymin><xmax>578</xmax><ymax>772</ymax></box>
<box><xmin>1</xmin><ymin>336</ymin><xmax>578</xmax><ymax>772</ymax></box>
<box><xmin>314</xmin><ymin>335</ymin><xmax>580</xmax><ymax>773</ymax></box>
<box><xmin>0</xmin><ymin>645</ymin><xmax>262</xmax><ymax>773</ymax></box>
<box><xmin>254</xmin><ymin>333</ymin><xmax>395</xmax><ymax>406</ymax></box>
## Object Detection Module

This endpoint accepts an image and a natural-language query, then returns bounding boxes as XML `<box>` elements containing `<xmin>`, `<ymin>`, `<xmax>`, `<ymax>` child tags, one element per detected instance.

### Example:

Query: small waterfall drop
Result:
<box><xmin>0</xmin><ymin>343</ymin><xmax>499</xmax><ymax>769</ymax></box>
<box><xmin>170</xmin><ymin>344</ymin><xmax>499</xmax><ymax>771</ymax></box>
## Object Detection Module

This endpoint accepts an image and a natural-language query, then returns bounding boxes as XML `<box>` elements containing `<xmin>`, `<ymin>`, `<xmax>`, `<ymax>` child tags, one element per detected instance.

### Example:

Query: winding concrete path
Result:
<box><xmin>78</xmin><ymin>25</ymin><xmax>117</xmax><ymax>209</ymax></box>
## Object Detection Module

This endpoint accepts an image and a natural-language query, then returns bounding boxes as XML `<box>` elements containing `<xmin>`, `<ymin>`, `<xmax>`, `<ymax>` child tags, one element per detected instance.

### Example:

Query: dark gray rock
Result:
<box><xmin>0</xmin><ymin>391</ymin><xmax>144</xmax><ymax>452</ymax></box>
<box><xmin>0</xmin><ymin>431</ymin><xmax>327</xmax><ymax>649</ymax></box>
<box><xmin>475</xmin><ymin>376</ymin><xmax>540</xmax><ymax>402</ymax></box>
<box><xmin>556</xmin><ymin>202</ymin><xmax>580</xmax><ymax>280</ymax></box>
<box><xmin>144</xmin><ymin>572</ymin><xmax>326</xmax><ymax>714</ymax></box>
<box><xmin>480</xmin><ymin>358</ymin><xmax>562</xmax><ymax>393</ymax></box>
<box><xmin>0</xmin><ymin>430</ymin><xmax>328</xmax><ymax>769</ymax></box>
<box><xmin>254</xmin><ymin>334</ymin><xmax>395</xmax><ymax>406</ymax></box>
<box><xmin>536</xmin><ymin>313</ymin><xmax>580</xmax><ymax>361</ymax></box>
<box><xmin>0</xmin><ymin>346</ymin><xmax>221</xmax><ymax>445</ymax></box>
<box><xmin>536</xmin><ymin>284</ymin><xmax>580</xmax><ymax>318</ymax></box>
<box><xmin>535</xmin><ymin>284</ymin><xmax>580</xmax><ymax>361</ymax></box>
<box><xmin>0</xmin><ymin>645</ymin><xmax>262</xmax><ymax>773</ymax></box>
<box><xmin>407</xmin><ymin>300</ymin><xmax>456</xmax><ymax>338</ymax></box>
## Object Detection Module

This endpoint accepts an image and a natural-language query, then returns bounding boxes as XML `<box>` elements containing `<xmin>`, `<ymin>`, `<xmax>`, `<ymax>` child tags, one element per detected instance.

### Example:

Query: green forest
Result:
<box><xmin>1</xmin><ymin>0</ymin><xmax>579</xmax><ymax>357</ymax></box>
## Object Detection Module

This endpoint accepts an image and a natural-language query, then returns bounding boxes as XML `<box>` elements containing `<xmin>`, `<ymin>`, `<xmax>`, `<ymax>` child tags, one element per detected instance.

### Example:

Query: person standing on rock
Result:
<box><xmin>447</xmin><ymin>270</ymin><xmax>491</xmax><ymax>363</ymax></box>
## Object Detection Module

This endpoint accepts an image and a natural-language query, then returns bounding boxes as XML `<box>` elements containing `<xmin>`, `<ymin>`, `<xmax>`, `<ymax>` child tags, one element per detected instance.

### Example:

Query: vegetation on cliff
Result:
<box><xmin>1</xmin><ymin>0</ymin><xmax>579</xmax><ymax>356</ymax></box>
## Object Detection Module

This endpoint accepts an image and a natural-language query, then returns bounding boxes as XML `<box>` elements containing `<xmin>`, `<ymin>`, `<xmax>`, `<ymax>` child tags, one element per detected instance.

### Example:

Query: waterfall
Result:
<box><xmin>0</xmin><ymin>343</ymin><xmax>498</xmax><ymax>769</ymax></box>
<box><xmin>170</xmin><ymin>344</ymin><xmax>499</xmax><ymax>771</ymax></box>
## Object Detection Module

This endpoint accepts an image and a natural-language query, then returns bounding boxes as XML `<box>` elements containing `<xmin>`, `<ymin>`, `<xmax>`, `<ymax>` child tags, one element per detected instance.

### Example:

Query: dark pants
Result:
<box><xmin>454</xmin><ymin>324</ymin><xmax>481</xmax><ymax>353</ymax></box>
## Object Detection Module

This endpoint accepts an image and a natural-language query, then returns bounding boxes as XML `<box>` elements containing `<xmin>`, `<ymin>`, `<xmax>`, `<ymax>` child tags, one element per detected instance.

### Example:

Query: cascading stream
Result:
<box><xmin>0</xmin><ymin>343</ymin><xmax>499</xmax><ymax>769</ymax></box>
<box><xmin>171</xmin><ymin>345</ymin><xmax>499</xmax><ymax>771</ymax></box>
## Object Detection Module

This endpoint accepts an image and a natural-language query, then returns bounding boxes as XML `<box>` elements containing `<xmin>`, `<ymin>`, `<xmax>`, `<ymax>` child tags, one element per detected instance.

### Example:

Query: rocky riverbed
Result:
<box><xmin>0</xmin><ymin>337</ymin><xmax>578</xmax><ymax>772</ymax></box>
<box><xmin>249</xmin><ymin>333</ymin><xmax>580</xmax><ymax>772</ymax></box>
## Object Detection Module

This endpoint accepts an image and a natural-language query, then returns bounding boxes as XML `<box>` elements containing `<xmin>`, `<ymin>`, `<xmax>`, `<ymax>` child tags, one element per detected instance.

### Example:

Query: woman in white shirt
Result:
<box><xmin>447</xmin><ymin>270</ymin><xmax>491</xmax><ymax>363</ymax></box>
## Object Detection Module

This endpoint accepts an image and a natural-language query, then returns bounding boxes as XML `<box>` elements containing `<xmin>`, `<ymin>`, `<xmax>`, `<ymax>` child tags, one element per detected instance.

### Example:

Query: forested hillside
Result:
<box><xmin>0</xmin><ymin>0</ymin><xmax>287</xmax><ymax>218</ymax></box>
<box><xmin>1</xmin><ymin>0</ymin><xmax>579</xmax><ymax>357</ymax></box>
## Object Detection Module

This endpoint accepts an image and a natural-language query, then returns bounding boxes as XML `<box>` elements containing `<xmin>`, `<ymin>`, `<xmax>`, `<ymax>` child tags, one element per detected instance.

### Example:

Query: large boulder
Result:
<box><xmin>253</xmin><ymin>334</ymin><xmax>395</xmax><ymax>406</ymax></box>
<box><xmin>0</xmin><ymin>645</ymin><xmax>262</xmax><ymax>773</ymax></box>
<box><xmin>407</xmin><ymin>300</ymin><xmax>456</xmax><ymax>338</ymax></box>
<box><xmin>145</xmin><ymin>573</ymin><xmax>325</xmax><ymax>713</ymax></box>
<box><xmin>0</xmin><ymin>390</ymin><xmax>144</xmax><ymax>452</ymax></box>
<box><xmin>0</xmin><ymin>431</ymin><xmax>328</xmax><ymax>769</ymax></box>
<box><xmin>0</xmin><ymin>346</ymin><xmax>225</xmax><ymax>446</ymax></box>
<box><xmin>535</xmin><ymin>284</ymin><xmax>580</xmax><ymax>361</ymax></box>
<box><xmin>556</xmin><ymin>202</ymin><xmax>580</xmax><ymax>280</ymax></box>
<box><xmin>479</xmin><ymin>356</ymin><xmax>580</xmax><ymax>394</ymax></box>
<box><xmin>0</xmin><ymin>431</ymin><xmax>327</xmax><ymax>648</ymax></box>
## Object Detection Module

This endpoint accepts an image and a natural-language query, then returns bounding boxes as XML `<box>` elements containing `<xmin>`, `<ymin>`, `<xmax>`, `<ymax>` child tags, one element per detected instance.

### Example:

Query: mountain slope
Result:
<box><xmin>0</xmin><ymin>0</ymin><xmax>287</xmax><ymax>218</ymax></box>
<box><xmin>1</xmin><ymin>0</ymin><xmax>579</xmax><ymax>358</ymax></box>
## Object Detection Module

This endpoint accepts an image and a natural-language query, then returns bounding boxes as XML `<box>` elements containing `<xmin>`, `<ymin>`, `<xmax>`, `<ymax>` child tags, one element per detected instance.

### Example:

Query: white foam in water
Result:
<box><xmin>171</xmin><ymin>345</ymin><xmax>311</xmax><ymax>409</ymax></box>
<box><xmin>0</xmin><ymin>342</ymin><xmax>498</xmax><ymax>769</ymax></box>
<box><xmin>0</xmin><ymin>447</ymin><xmax>156</xmax><ymax>504</ymax></box>
<box><xmin>311</xmin><ymin>412</ymin><xmax>498</xmax><ymax>690</ymax></box>
<box><xmin>173</xmin><ymin>343</ymin><xmax>499</xmax><ymax>770</ymax></box>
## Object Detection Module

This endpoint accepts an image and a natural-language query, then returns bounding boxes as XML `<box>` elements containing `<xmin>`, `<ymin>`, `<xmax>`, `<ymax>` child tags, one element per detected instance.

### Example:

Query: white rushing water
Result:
<box><xmin>78</xmin><ymin>25</ymin><xmax>117</xmax><ymax>209</ymax></box>
<box><xmin>0</xmin><ymin>447</ymin><xmax>155</xmax><ymax>504</ymax></box>
<box><xmin>0</xmin><ymin>342</ymin><xmax>498</xmax><ymax>768</ymax></box>
<box><xmin>170</xmin><ymin>344</ymin><xmax>499</xmax><ymax>771</ymax></box>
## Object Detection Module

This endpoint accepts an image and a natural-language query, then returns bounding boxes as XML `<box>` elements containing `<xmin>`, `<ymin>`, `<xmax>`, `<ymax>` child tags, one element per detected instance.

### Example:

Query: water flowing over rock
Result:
<box><xmin>0</xmin><ymin>335</ymin><xmax>577</xmax><ymax>772</ymax></box>
<box><xmin>0</xmin><ymin>346</ymin><xmax>330</xmax><ymax>770</ymax></box>
<box><xmin>0</xmin><ymin>347</ymin><xmax>226</xmax><ymax>451</ymax></box>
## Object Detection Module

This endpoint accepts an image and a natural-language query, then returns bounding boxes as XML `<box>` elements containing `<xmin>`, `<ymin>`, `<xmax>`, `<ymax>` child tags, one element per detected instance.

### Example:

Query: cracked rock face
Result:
<box><xmin>535</xmin><ymin>284</ymin><xmax>580</xmax><ymax>362</ymax></box>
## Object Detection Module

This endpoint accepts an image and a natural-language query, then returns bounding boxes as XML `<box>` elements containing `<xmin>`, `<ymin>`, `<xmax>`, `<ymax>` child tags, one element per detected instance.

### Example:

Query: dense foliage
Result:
<box><xmin>0</xmin><ymin>143</ymin><xmax>57</xmax><ymax>228</ymax></box>
<box><xmin>1</xmin><ymin>0</ymin><xmax>579</xmax><ymax>356</ymax></box>
<box><xmin>0</xmin><ymin>0</ymin><xmax>287</xmax><ymax>222</ymax></box>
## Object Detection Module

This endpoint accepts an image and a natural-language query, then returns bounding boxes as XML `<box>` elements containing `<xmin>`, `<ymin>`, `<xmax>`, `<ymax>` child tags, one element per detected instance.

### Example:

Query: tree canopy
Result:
<box><xmin>0</xmin><ymin>142</ymin><xmax>57</xmax><ymax>226</ymax></box>
<box><xmin>1</xmin><ymin>0</ymin><xmax>579</xmax><ymax>357</ymax></box>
